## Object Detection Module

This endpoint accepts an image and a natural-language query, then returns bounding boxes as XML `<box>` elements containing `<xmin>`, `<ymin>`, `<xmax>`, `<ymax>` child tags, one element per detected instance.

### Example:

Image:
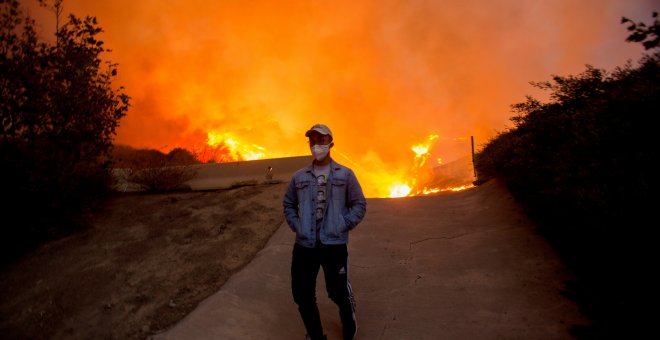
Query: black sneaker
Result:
<box><xmin>305</xmin><ymin>334</ymin><xmax>328</xmax><ymax>340</ymax></box>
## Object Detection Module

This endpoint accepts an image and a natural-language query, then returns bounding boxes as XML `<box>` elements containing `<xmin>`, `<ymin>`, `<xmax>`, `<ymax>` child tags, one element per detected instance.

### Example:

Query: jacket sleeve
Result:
<box><xmin>283</xmin><ymin>178</ymin><xmax>301</xmax><ymax>232</ymax></box>
<box><xmin>343</xmin><ymin>169</ymin><xmax>367</xmax><ymax>230</ymax></box>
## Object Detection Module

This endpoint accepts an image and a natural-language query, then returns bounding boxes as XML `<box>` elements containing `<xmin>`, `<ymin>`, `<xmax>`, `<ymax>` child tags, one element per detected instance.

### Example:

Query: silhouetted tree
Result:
<box><xmin>622</xmin><ymin>12</ymin><xmax>659</xmax><ymax>50</ymax></box>
<box><xmin>0</xmin><ymin>0</ymin><xmax>129</xmax><ymax>261</ymax></box>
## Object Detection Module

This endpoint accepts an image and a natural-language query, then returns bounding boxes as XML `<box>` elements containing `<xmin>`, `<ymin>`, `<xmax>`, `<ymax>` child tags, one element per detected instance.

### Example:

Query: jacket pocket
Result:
<box><xmin>337</xmin><ymin>215</ymin><xmax>349</xmax><ymax>235</ymax></box>
<box><xmin>295</xmin><ymin>180</ymin><xmax>311</xmax><ymax>202</ymax></box>
<box><xmin>330</xmin><ymin>178</ymin><xmax>347</xmax><ymax>201</ymax></box>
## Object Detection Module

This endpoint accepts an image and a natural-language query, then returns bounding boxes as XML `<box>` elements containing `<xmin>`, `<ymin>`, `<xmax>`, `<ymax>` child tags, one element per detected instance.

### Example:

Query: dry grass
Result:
<box><xmin>0</xmin><ymin>182</ymin><xmax>289</xmax><ymax>340</ymax></box>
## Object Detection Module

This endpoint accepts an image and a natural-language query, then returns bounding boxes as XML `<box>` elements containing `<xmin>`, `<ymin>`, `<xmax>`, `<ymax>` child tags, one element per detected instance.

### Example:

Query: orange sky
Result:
<box><xmin>26</xmin><ymin>0</ymin><xmax>656</xmax><ymax>196</ymax></box>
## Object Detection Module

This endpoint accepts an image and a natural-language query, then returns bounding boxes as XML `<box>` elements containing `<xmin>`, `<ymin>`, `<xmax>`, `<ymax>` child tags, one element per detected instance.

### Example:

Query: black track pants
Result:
<box><xmin>291</xmin><ymin>242</ymin><xmax>357</xmax><ymax>340</ymax></box>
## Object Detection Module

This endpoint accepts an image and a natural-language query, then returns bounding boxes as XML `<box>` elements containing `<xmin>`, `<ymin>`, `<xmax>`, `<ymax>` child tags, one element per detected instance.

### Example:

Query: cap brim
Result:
<box><xmin>305</xmin><ymin>128</ymin><xmax>324</xmax><ymax>137</ymax></box>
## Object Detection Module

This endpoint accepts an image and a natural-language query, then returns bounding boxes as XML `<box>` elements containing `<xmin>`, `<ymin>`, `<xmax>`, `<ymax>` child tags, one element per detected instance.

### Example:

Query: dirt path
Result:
<box><xmin>156</xmin><ymin>179</ymin><xmax>588</xmax><ymax>339</ymax></box>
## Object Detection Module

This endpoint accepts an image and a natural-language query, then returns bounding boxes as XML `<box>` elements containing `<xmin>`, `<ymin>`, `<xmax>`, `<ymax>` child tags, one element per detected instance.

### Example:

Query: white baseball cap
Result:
<box><xmin>305</xmin><ymin>123</ymin><xmax>333</xmax><ymax>138</ymax></box>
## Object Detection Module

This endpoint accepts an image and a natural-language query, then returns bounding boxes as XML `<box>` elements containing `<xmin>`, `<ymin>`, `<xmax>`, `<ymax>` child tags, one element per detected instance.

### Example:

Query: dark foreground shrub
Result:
<box><xmin>0</xmin><ymin>1</ymin><xmax>129</xmax><ymax>263</ymax></box>
<box><xmin>474</xmin><ymin>14</ymin><xmax>659</xmax><ymax>338</ymax></box>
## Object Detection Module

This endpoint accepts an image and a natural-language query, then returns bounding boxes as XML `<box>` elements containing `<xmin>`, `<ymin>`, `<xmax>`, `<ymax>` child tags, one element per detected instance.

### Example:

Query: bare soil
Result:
<box><xmin>0</xmin><ymin>182</ymin><xmax>289</xmax><ymax>340</ymax></box>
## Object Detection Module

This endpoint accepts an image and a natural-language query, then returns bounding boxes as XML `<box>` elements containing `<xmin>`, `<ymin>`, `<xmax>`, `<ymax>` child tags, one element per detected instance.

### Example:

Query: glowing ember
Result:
<box><xmin>421</xmin><ymin>187</ymin><xmax>440</xmax><ymax>195</ymax></box>
<box><xmin>444</xmin><ymin>184</ymin><xmax>474</xmax><ymax>192</ymax></box>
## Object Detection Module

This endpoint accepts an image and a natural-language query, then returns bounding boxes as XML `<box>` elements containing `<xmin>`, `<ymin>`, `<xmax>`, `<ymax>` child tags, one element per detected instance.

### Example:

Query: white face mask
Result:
<box><xmin>310</xmin><ymin>144</ymin><xmax>330</xmax><ymax>161</ymax></box>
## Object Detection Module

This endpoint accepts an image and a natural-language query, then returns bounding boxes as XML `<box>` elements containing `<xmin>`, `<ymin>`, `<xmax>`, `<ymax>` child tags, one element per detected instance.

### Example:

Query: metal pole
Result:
<box><xmin>471</xmin><ymin>136</ymin><xmax>477</xmax><ymax>178</ymax></box>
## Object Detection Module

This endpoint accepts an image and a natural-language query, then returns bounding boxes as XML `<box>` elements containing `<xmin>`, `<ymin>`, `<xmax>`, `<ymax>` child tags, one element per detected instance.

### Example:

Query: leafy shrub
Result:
<box><xmin>474</xmin><ymin>13</ymin><xmax>659</xmax><ymax>338</ymax></box>
<box><xmin>0</xmin><ymin>0</ymin><xmax>129</xmax><ymax>262</ymax></box>
<box><xmin>112</xmin><ymin>145</ymin><xmax>200</xmax><ymax>192</ymax></box>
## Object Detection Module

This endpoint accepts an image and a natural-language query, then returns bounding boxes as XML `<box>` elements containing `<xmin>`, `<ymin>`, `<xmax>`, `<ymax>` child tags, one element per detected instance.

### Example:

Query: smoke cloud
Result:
<box><xmin>27</xmin><ymin>0</ymin><xmax>656</xmax><ymax>196</ymax></box>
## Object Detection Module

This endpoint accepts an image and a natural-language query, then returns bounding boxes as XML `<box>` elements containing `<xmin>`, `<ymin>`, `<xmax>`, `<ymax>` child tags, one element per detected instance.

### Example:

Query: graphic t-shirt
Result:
<box><xmin>312</xmin><ymin>164</ymin><xmax>330</xmax><ymax>239</ymax></box>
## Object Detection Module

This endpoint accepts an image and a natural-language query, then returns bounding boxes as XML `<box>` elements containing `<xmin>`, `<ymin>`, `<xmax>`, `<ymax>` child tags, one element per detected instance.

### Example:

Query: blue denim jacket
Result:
<box><xmin>283</xmin><ymin>159</ymin><xmax>367</xmax><ymax>248</ymax></box>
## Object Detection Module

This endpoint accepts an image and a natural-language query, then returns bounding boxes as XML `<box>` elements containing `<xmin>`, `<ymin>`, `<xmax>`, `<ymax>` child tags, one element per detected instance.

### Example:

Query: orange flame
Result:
<box><xmin>389</xmin><ymin>183</ymin><xmax>412</xmax><ymax>198</ymax></box>
<box><xmin>384</xmin><ymin>134</ymin><xmax>473</xmax><ymax>198</ymax></box>
<box><xmin>386</xmin><ymin>134</ymin><xmax>436</xmax><ymax>198</ymax></box>
<box><xmin>412</xmin><ymin>134</ymin><xmax>438</xmax><ymax>168</ymax></box>
<box><xmin>206</xmin><ymin>131</ymin><xmax>267</xmax><ymax>162</ymax></box>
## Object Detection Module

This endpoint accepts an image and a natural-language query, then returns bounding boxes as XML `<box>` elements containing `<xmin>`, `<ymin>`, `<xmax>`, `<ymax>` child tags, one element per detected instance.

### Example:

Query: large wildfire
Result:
<box><xmin>26</xmin><ymin>1</ymin><xmax>649</xmax><ymax>197</ymax></box>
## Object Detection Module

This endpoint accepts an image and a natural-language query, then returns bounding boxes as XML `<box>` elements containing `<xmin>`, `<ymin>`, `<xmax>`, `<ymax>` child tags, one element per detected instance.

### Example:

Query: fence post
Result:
<box><xmin>471</xmin><ymin>135</ymin><xmax>477</xmax><ymax>178</ymax></box>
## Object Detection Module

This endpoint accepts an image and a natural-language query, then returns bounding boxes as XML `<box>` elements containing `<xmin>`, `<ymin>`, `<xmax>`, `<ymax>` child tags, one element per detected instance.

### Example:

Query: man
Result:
<box><xmin>283</xmin><ymin>123</ymin><xmax>367</xmax><ymax>340</ymax></box>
